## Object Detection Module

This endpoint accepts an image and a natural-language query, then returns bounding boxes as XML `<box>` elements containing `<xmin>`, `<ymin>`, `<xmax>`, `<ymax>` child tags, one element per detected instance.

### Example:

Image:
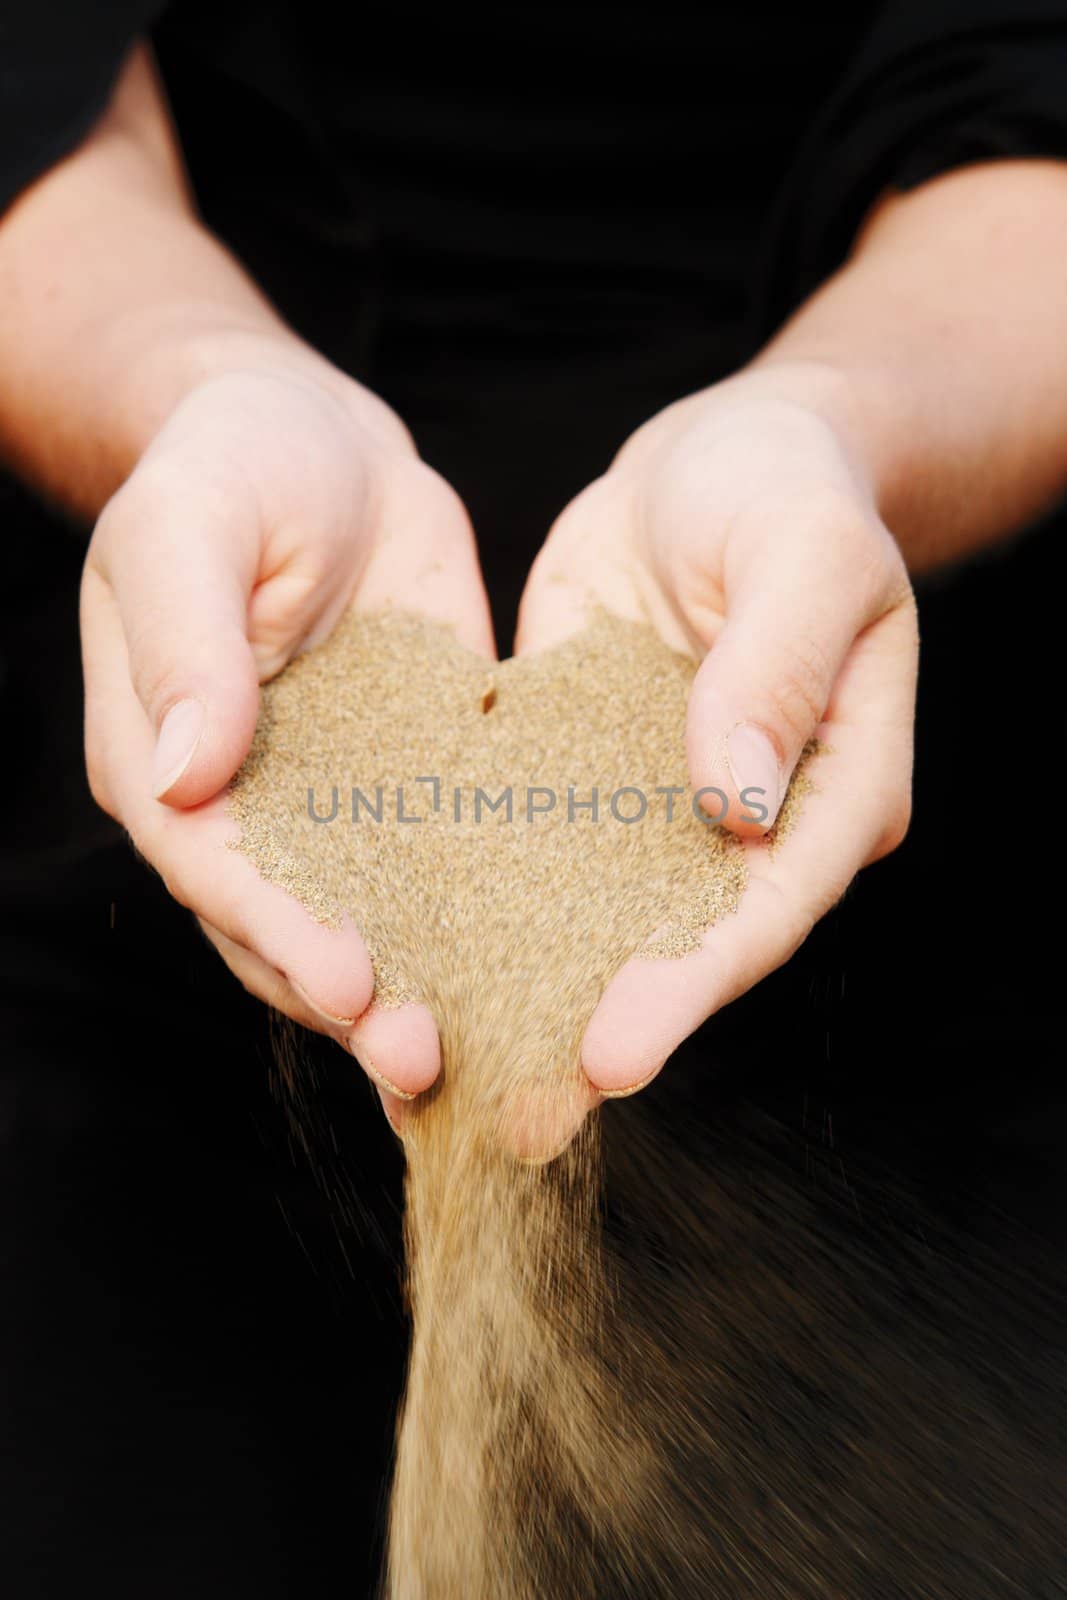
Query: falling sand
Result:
<box><xmin>229</xmin><ymin>609</ymin><xmax>1067</xmax><ymax>1599</ymax></box>
<box><xmin>229</xmin><ymin>608</ymin><xmax>775</xmax><ymax>1595</ymax></box>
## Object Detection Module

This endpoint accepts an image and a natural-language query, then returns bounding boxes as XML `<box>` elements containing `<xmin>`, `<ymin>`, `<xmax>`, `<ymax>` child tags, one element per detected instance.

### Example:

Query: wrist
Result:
<box><xmin>125</xmin><ymin>311</ymin><xmax>412</xmax><ymax>456</ymax></box>
<box><xmin>741</xmin><ymin>354</ymin><xmax>908</xmax><ymax>522</ymax></box>
<box><xmin>612</xmin><ymin>357</ymin><xmax>901</xmax><ymax>526</ymax></box>
<box><xmin>85</xmin><ymin>305</ymin><xmax>413</xmax><ymax>518</ymax></box>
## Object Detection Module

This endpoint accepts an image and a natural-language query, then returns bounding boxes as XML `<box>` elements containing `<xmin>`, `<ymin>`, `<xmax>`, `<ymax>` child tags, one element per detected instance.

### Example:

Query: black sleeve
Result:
<box><xmin>0</xmin><ymin>2</ymin><xmax>168</xmax><ymax>216</ymax></box>
<box><xmin>757</xmin><ymin>0</ymin><xmax>1067</xmax><ymax>334</ymax></box>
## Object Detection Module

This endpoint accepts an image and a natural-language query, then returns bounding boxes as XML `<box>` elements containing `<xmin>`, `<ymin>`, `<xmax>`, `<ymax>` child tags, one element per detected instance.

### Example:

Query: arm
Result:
<box><xmin>0</xmin><ymin>44</ymin><xmax>399</xmax><ymax>515</ymax></box>
<box><xmin>755</xmin><ymin>160</ymin><xmax>1067</xmax><ymax>571</ymax></box>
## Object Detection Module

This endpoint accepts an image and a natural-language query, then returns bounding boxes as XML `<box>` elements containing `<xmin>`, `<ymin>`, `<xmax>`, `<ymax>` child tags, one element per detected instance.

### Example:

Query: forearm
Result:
<box><xmin>754</xmin><ymin>161</ymin><xmax>1067</xmax><ymax>571</ymax></box>
<box><xmin>0</xmin><ymin>45</ymin><xmax>388</xmax><ymax>521</ymax></box>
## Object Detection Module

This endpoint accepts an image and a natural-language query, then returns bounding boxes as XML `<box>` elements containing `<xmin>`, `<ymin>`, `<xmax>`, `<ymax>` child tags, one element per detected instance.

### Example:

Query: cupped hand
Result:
<box><xmin>516</xmin><ymin>364</ymin><xmax>918</xmax><ymax>1095</ymax></box>
<box><xmin>81</xmin><ymin>357</ymin><xmax>494</xmax><ymax>1104</ymax></box>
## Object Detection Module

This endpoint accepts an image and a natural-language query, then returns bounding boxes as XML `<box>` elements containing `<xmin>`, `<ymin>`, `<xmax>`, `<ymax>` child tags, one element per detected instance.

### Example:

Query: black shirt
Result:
<box><xmin>4</xmin><ymin>2</ymin><xmax>1067</xmax><ymax>616</ymax></box>
<box><xmin>5</xmin><ymin>5</ymin><xmax>1067</xmax><ymax>322</ymax></box>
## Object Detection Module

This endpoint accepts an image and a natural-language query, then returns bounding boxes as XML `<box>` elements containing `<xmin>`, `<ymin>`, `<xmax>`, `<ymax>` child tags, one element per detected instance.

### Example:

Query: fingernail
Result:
<box><xmin>726</xmin><ymin>722</ymin><xmax>781</xmax><ymax>828</ymax></box>
<box><xmin>597</xmin><ymin>1067</ymin><xmax>662</xmax><ymax>1100</ymax></box>
<box><xmin>290</xmin><ymin>979</ymin><xmax>357</xmax><ymax>1027</ymax></box>
<box><xmin>152</xmin><ymin>699</ymin><xmax>205</xmax><ymax>798</ymax></box>
<box><xmin>516</xmin><ymin>1138</ymin><xmax>578</xmax><ymax>1168</ymax></box>
<box><xmin>349</xmin><ymin>1040</ymin><xmax>416</xmax><ymax>1101</ymax></box>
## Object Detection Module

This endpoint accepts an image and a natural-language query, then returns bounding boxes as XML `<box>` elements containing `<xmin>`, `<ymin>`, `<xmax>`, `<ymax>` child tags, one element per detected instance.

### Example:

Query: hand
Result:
<box><xmin>517</xmin><ymin>364</ymin><xmax>918</xmax><ymax>1094</ymax></box>
<box><xmin>81</xmin><ymin>354</ymin><xmax>494</xmax><ymax>1107</ymax></box>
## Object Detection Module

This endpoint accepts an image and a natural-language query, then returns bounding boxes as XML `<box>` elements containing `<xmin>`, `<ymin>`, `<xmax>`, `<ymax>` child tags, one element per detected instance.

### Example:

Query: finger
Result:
<box><xmin>375</xmin><ymin>1082</ymin><xmax>410</xmax><ymax>1137</ymax></box>
<box><xmin>82</xmin><ymin>584</ymin><xmax>377</xmax><ymax>1021</ymax></box>
<box><xmin>86</xmin><ymin>470</ymin><xmax>261</xmax><ymax>809</ymax></box>
<box><xmin>201</xmin><ymin>922</ymin><xmax>441</xmax><ymax>1100</ymax></box>
<box><xmin>198</xmin><ymin>919</ymin><xmax>347</xmax><ymax>1033</ymax></box>
<box><xmin>513</xmin><ymin>543</ymin><xmax>597</xmax><ymax>656</ymax></box>
<box><xmin>507</xmin><ymin>1079</ymin><xmax>602</xmax><ymax>1164</ymax></box>
<box><xmin>512</xmin><ymin>476</ymin><xmax>658</xmax><ymax>656</ymax></box>
<box><xmin>582</xmin><ymin>877</ymin><xmax>808</xmax><ymax>1092</ymax></box>
<box><xmin>355</xmin><ymin>461</ymin><xmax>497</xmax><ymax>659</ymax></box>
<box><xmin>160</xmin><ymin>796</ymin><xmax>379</xmax><ymax>1022</ymax></box>
<box><xmin>686</xmin><ymin>509</ymin><xmax>905</xmax><ymax>837</ymax></box>
<box><xmin>583</xmin><ymin>601</ymin><xmax>916</xmax><ymax>1091</ymax></box>
<box><xmin>348</xmin><ymin>1001</ymin><xmax>442</xmax><ymax>1098</ymax></box>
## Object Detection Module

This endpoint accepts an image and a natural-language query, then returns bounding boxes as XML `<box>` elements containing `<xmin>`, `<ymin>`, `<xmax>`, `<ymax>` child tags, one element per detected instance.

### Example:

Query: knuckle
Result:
<box><xmin>852</xmin><ymin>533</ymin><xmax>900</xmax><ymax>614</ymax></box>
<box><xmin>805</xmin><ymin>495</ymin><xmax>909</xmax><ymax>620</ymax></box>
<box><xmin>123</xmin><ymin>613</ymin><xmax>183</xmax><ymax>715</ymax></box>
<box><xmin>94</xmin><ymin>467</ymin><xmax>168</xmax><ymax>550</ymax></box>
<box><xmin>766</xmin><ymin>633</ymin><xmax>834</xmax><ymax>739</ymax></box>
<box><xmin>856</xmin><ymin>524</ymin><xmax>912</xmax><ymax>621</ymax></box>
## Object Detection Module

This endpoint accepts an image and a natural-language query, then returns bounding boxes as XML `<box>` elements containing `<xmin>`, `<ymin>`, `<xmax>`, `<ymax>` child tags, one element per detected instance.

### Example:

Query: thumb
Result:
<box><xmin>89</xmin><ymin>475</ymin><xmax>261</xmax><ymax>809</ymax></box>
<box><xmin>687</xmin><ymin>523</ymin><xmax>898</xmax><ymax>837</ymax></box>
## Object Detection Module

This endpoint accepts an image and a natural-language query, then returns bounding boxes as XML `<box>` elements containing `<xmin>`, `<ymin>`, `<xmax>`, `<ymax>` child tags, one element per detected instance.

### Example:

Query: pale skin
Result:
<box><xmin>3</xmin><ymin>45</ymin><xmax>1067</xmax><ymax>1133</ymax></box>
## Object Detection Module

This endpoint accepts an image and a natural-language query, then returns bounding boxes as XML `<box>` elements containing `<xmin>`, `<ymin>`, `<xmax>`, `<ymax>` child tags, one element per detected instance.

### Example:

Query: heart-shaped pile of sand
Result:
<box><xmin>229</xmin><ymin>607</ymin><xmax>748</xmax><ymax>1116</ymax></box>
